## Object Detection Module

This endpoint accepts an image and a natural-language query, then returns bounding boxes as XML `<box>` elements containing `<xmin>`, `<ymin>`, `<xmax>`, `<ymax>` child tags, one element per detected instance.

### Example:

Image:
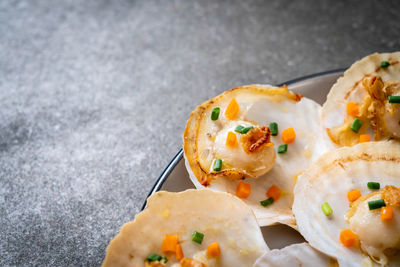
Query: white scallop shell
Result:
<box><xmin>253</xmin><ymin>243</ymin><xmax>336</xmax><ymax>267</ymax></box>
<box><xmin>293</xmin><ymin>141</ymin><xmax>400</xmax><ymax>267</ymax></box>
<box><xmin>184</xmin><ymin>84</ymin><xmax>330</xmax><ymax>227</ymax></box>
<box><xmin>102</xmin><ymin>189</ymin><xmax>268</xmax><ymax>267</ymax></box>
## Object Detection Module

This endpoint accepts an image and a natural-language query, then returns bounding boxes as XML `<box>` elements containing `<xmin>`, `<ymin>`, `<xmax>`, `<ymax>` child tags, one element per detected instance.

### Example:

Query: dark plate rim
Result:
<box><xmin>141</xmin><ymin>68</ymin><xmax>346</xmax><ymax>210</ymax></box>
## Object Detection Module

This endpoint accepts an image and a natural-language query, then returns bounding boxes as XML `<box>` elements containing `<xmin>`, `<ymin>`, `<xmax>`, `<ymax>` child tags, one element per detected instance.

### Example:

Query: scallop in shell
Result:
<box><xmin>293</xmin><ymin>141</ymin><xmax>400</xmax><ymax>266</ymax></box>
<box><xmin>322</xmin><ymin>52</ymin><xmax>400</xmax><ymax>147</ymax></box>
<box><xmin>102</xmin><ymin>189</ymin><xmax>268</xmax><ymax>267</ymax></box>
<box><xmin>184</xmin><ymin>84</ymin><xmax>330</xmax><ymax>227</ymax></box>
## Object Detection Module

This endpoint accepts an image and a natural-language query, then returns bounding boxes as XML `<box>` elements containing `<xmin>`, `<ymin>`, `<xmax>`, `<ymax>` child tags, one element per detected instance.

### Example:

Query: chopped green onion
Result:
<box><xmin>278</xmin><ymin>144</ymin><xmax>288</xmax><ymax>154</ymax></box>
<box><xmin>242</xmin><ymin>126</ymin><xmax>254</xmax><ymax>133</ymax></box>
<box><xmin>389</xmin><ymin>96</ymin><xmax>400</xmax><ymax>103</ymax></box>
<box><xmin>350</xmin><ymin>118</ymin><xmax>363</xmax><ymax>133</ymax></box>
<box><xmin>213</xmin><ymin>159</ymin><xmax>222</xmax><ymax>172</ymax></box>
<box><xmin>368</xmin><ymin>199</ymin><xmax>386</xmax><ymax>210</ymax></box>
<box><xmin>380</xmin><ymin>61</ymin><xmax>390</xmax><ymax>68</ymax></box>
<box><xmin>235</xmin><ymin>125</ymin><xmax>245</xmax><ymax>133</ymax></box>
<box><xmin>234</xmin><ymin>125</ymin><xmax>253</xmax><ymax>134</ymax></box>
<box><xmin>367</xmin><ymin>182</ymin><xmax>380</xmax><ymax>190</ymax></box>
<box><xmin>147</xmin><ymin>253</ymin><xmax>165</xmax><ymax>262</ymax></box>
<box><xmin>321</xmin><ymin>202</ymin><xmax>333</xmax><ymax>216</ymax></box>
<box><xmin>192</xmin><ymin>231</ymin><xmax>204</xmax><ymax>244</ymax></box>
<box><xmin>211</xmin><ymin>107</ymin><xmax>220</xmax><ymax>120</ymax></box>
<box><xmin>260</xmin><ymin>197</ymin><xmax>274</xmax><ymax>207</ymax></box>
<box><xmin>269</xmin><ymin>122</ymin><xmax>278</xmax><ymax>136</ymax></box>
<box><xmin>161</xmin><ymin>256</ymin><xmax>168</xmax><ymax>263</ymax></box>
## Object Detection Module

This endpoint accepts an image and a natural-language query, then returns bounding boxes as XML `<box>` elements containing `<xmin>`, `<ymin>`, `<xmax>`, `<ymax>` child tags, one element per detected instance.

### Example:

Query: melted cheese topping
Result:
<box><xmin>347</xmin><ymin>190</ymin><xmax>400</xmax><ymax>265</ymax></box>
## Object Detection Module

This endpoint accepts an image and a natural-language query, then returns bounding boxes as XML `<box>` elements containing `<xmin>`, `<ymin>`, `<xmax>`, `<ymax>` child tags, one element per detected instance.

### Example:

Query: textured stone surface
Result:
<box><xmin>0</xmin><ymin>0</ymin><xmax>399</xmax><ymax>265</ymax></box>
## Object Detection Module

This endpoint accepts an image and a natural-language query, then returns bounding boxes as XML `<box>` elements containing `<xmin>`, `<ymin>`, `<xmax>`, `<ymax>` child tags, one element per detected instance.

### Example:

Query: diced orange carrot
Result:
<box><xmin>161</xmin><ymin>234</ymin><xmax>178</xmax><ymax>253</ymax></box>
<box><xmin>236</xmin><ymin>181</ymin><xmax>251</xmax><ymax>199</ymax></box>
<box><xmin>282</xmin><ymin>127</ymin><xmax>296</xmax><ymax>144</ymax></box>
<box><xmin>346</xmin><ymin>102</ymin><xmax>359</xmax><ymax>116</ymax></box>
<box><xmin>381</xmin><ymin>206</ymin><xmax>393</xmax><ymax>221</ymax></box>
<box><xmin>226</xmin><ymin>131</ymin><xmax>237</xmax><ymax>147</ymax></box>
<box><xmin>207</xmin><ymin>242</ymin><xmax>221</xmax><ymax>257</ymax></box>
<box><xmin>266</xmin><ymin>142</ymin><xmax>274</xmax><ymax>147</ymax></box>
<box><xmin>347</xmin><ymin>189</ymin><xmax>361</xmax><ymax>202</ymax></box>
<box><xmin>267</xmin><ymin>185</ymin><xmax>281</xmax><ymax>201</ymax></box>
<box><xmin>340</xmin><ymin>229</ymin><xmax>358</xmax><ymax>247</ymax></box>
<box><xmin>358</xmin><ymin>134</ymin><xmax>370</xmax><ymax>143</ymax></box>
<box><xmin>225</xmin><ymin>98</ymin><xmax>239</xmax><ymax>120</ymax></box>
<box><xmin>176</xmin><ymin>244</ymin><xmax>184</xmax><ymax>260</ymax></box>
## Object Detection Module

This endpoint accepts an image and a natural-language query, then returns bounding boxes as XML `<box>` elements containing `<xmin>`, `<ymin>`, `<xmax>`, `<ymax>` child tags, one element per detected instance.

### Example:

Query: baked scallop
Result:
<box><xmin>184</xmin><ymin>84</ymin><xmax>330</xmax><ymax>227</ymax></box>
<box><xmin>322</xmin><ymin>52</ymin><xmax>400</xmax><ymax>147</ymax></box>
<box><xmin>293</xmin><ymin>141</ymin><xmax>400</xmax><ymax>266</ymax></box>
<box><xmin>102</xmin><ymin>189</ymin><xmax>268</xmax><ymax>267</ymax></box>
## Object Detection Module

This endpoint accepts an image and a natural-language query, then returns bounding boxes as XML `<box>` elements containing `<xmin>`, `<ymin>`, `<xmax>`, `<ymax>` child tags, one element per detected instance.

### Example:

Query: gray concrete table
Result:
<box><xmin>1</xmin><ymin>0</ymin><xmax>399</xmax><ymax>265</ymax></box>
